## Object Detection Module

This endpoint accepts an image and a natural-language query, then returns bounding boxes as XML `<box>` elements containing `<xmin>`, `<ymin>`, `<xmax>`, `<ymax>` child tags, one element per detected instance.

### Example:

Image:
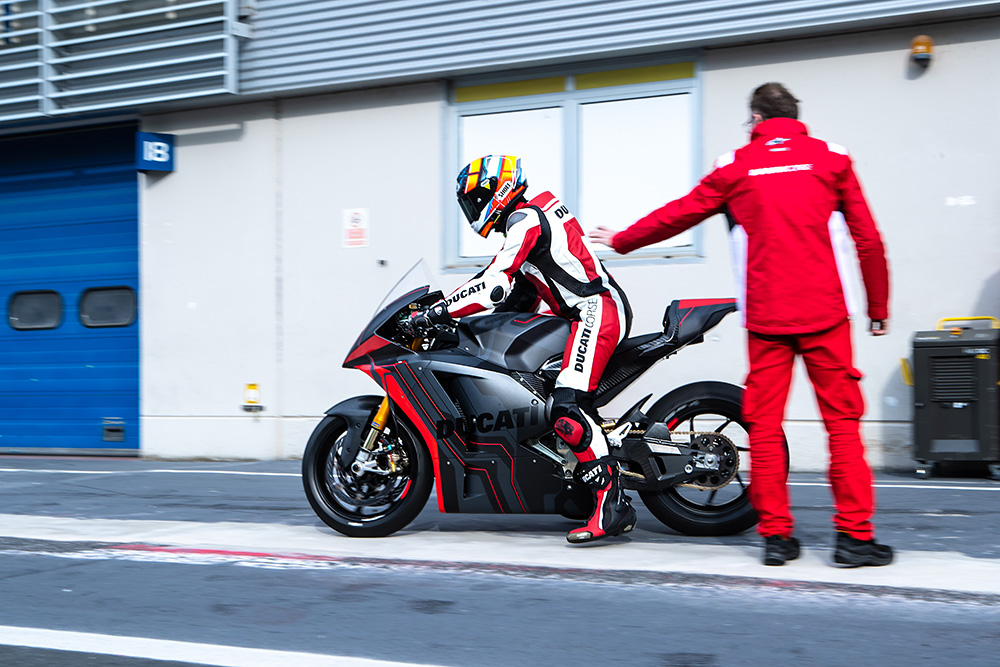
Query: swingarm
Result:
<box><xmin>605</xmin><ymin>402</ymin><xmax>741</xmax><ymax>492</ymax></box>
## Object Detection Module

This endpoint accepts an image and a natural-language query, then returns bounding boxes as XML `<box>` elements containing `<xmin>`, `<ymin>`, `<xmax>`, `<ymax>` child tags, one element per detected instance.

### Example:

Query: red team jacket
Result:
<box><xmin>612</xmin><ymin>118</ymin><xmax>889</xmax><ymax>336</ymax></box>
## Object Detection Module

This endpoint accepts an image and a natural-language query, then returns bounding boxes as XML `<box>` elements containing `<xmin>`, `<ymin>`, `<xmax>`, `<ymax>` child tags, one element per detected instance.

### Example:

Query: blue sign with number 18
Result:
<box><xmin>136</xmin><ymin>132</ymin><xmax>175</xmax><ymax>172</ymax></box>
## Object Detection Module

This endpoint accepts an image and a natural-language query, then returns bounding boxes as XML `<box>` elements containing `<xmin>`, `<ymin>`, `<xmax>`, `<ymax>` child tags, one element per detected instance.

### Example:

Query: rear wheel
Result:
<box><xmin>302</xmin><ymin>413</ymin><xmax>432</xmax><ymax>537</ymax></box>
<box><xmin>638</xmin><ymin>381</ymin><xmax>758</xmax><ymax>536</ymax></box>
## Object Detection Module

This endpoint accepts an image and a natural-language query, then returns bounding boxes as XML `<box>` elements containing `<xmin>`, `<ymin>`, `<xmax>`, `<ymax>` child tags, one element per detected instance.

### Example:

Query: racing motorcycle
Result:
<box><xmin>302</xmin><ymin>261</ymin><xmax>757</xmax><ymax>538</ymax></box>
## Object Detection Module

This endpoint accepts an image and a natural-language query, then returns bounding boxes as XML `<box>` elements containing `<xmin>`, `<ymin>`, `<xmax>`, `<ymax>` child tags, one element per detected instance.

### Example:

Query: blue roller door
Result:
<box><xmin>0</xmin><ymin>125</ymin><xmax>139</xmax><ymax>454</ymax></box>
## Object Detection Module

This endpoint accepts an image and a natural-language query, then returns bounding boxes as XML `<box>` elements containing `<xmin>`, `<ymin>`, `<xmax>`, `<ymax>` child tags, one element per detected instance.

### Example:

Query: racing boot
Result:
<box><xmin>567</xmin><ymin>456</ymin><xmax>637</xmax><ymax>544</ymax></box>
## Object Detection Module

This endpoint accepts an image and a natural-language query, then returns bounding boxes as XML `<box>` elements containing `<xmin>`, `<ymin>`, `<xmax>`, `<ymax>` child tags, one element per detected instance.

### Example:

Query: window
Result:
<box><xmin>80</xmin><ymin>287</ymin><xmax>136</xmax><ymax>328</ymax></box>
<box><xmin>450</xmin><ymin>61</ymin><xmax>700</xmax><ymax>267</ymax></box>
<box><xmin>457</xmin><ymin>107</ymin><xmax>564</xmax><ymax>259</ymax></box>
<box><xmin>9</xmin><ymin>290</ymin><xmax>62</xmax><ymax>330</ymax></box>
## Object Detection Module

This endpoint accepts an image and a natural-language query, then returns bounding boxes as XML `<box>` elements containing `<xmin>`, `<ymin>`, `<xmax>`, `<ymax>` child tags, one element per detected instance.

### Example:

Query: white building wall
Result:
<box><xmin>276</xmin><ymin>84</ymin><xmax>446</xmax><ymax>458</ymax></box>
<box><xmin>141</xmin><ymin>102</ymin><xmax>282</xmax><ymax>459</ymax></box>
<box><xmin>139</xmin><ymin>17</ymin><xmax>1000</xmax><ymax>469</ymax></box>
<box><xmin>140</xmin><ymin>84</ymin><xmax>446</xmax><ymax>459</ymax></box>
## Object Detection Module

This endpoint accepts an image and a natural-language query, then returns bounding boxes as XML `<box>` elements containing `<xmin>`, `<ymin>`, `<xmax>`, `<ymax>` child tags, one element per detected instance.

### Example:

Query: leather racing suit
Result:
<box><xmin>442</xmin><ymin>190</ymin><xmax>632</xmax><ymax>463</ymax></box>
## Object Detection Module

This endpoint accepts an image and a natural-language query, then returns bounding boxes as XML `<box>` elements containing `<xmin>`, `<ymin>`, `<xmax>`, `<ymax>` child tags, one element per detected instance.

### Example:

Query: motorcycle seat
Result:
<box><xmin>662</xmin><ymin>299</ymin><xmax>738</xmax><ymax>348</ymax></box>
<box><xmin>612</xmin><ymin>332</ymin><xmax>663</xmax><ymax>359</ymax></box>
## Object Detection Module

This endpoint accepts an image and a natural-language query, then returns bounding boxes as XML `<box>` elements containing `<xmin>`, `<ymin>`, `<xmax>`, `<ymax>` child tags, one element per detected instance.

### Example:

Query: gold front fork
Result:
<box><xmin>357</xmin><ymin>338</ymin><xmax>421</xmax><ymax>473</ymax></box>
<box><xmin>361</xmin><ymin>396</ymin><xmax>392</xmax><ymax>453</ymax></box>
<box><xmin>358</xmin><ymin>396</ymin><xmax>399</xmax><ymax>474</ymax></box>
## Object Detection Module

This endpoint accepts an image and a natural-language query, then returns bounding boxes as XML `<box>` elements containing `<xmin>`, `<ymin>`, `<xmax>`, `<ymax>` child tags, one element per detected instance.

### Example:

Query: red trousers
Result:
<box><xmin>744</xmin><ymin>318</ymin><xmax>876</xmax><ymax>540</ymax></box>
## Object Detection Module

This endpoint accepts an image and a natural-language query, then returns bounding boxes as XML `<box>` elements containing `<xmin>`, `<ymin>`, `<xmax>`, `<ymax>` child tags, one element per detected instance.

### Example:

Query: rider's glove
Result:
<box><xmin>408</xmin><ymin>301</ymin><xmax>453</xmax><ymax>331</ymax></box>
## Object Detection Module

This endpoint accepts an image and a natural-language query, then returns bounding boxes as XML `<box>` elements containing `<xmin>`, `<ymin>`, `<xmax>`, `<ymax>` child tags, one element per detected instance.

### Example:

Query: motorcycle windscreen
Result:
<box><xmin>344</xmin><ymin>260</ymin><xmax>438</xmax><ymax>366</ymax></box>
<box><xmin>371</xmin><ymin>260</ymin><xmax>438</xmax><ymax>316</ymax></box>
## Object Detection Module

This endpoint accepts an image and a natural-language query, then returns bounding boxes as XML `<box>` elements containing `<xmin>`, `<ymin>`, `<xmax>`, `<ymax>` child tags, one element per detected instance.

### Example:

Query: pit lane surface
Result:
<box><xmin>0</xmin><ymin>459</ymin><xmax>997</xmax><ymax>666</ymax></box>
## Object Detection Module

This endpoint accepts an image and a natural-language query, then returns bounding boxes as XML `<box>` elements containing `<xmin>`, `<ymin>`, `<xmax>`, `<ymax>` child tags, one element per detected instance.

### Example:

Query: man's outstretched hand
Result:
<box><xmin>589</xmin><ymin>226</ymin><xmax>618</xmax><ymax>249</ymax></box>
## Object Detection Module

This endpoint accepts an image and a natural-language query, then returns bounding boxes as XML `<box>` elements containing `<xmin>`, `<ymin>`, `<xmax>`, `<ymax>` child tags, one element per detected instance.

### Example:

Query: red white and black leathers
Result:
<box><xmin>444</xmin><ymin>191</ymin><xmax>631</xmax><ymax>453</ymax></box>
<box><xmin>610</xmin><ymin>118</ymin><xmax>889</xmax><ymax>542</ymax></box>
<box><xmin>445</xmin><ymin>190</ymin><xmax>635</xmax><ymax>542</ymax></box>
<box><xmin>446</xmin><ymin>191</ymin><xmax>631</xmax><ymax>396</ymax></box>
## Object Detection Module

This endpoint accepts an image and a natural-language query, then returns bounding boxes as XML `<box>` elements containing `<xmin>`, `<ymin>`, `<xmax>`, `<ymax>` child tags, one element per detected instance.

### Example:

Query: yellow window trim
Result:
<box><xmin>455</xmin><ymin>62</ymin><xmax>695</xmax><ymax>103</ymax></box>
<box><xmin>455</xmin><ymin>77</ymin><xmax>566</xmax><ymax>103</ymax></box>
<box><xmin>575</xmin><ymin>62</ymin><xmax>695</xmax><ymax>90</ymax></box>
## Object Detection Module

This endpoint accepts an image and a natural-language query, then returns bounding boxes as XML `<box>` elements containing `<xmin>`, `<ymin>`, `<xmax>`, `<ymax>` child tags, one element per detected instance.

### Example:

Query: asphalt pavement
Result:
<box><xmin>0</xmin><ymin>456</ymin><xmax>998</xmax><ymax>666</ymax></box>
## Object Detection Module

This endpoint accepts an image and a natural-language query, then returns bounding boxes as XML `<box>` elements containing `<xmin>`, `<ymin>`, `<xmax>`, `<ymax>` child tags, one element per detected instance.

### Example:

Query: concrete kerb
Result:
<box><xmin>1</xmin><ymin>512</ymin><xmax>998</xmax><ymax>602</ymax></box>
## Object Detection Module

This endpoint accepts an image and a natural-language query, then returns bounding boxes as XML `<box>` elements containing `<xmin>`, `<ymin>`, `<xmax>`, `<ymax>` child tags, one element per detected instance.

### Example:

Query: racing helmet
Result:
<box><xmin>456</xmin><ymin>155</ymin><xmax>528</xmax><ymax>237</ymax></box>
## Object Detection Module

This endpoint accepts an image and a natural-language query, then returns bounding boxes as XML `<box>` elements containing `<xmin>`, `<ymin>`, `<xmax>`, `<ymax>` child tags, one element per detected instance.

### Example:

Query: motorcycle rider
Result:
<box><xmin>412</xmin><ymin>155</ymin><xmax>636</xmax><ymax>543</ymax></box>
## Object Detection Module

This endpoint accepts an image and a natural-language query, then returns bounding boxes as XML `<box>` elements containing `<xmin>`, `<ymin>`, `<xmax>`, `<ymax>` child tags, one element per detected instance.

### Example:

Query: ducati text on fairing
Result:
<box><xmin>435</xmin><ymin>407</ymin><xmax>543</xmax><ymax>438</ymax></box>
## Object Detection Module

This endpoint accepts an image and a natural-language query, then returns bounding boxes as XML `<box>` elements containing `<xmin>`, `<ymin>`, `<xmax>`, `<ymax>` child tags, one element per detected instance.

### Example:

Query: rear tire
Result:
<box><xmin>302</xmin><ymin>413</ymin><xmax>432</xmax><ymax>537</ymax></box>
<box><xmin>638</xmin><ymin>381</ymin><xmax>758</xmax><ymax>536</ymax></box>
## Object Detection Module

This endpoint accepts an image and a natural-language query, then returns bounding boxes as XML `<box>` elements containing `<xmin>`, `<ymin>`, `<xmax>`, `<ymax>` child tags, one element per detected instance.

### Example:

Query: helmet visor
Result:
<box><xmin>458</xmin><ymin>186</ymin><xmax>491</xmax><ymax>227</ymax></box>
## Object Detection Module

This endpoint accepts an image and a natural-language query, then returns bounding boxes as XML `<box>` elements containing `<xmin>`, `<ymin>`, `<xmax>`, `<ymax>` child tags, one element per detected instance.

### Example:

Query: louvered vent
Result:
<box><xmin>930</xmin><ymin>357</ymin><xmax>976</xmax><ymax>402</ymax></box>
<box><xmin>0</xmin><ymin>1</ymin><xmax>42</xmax><ymax>120</ymax></box>
<box><xmin>0</xmin><ymin>0</ymin><xmax>251</xmax><ymax>122</ymax></box>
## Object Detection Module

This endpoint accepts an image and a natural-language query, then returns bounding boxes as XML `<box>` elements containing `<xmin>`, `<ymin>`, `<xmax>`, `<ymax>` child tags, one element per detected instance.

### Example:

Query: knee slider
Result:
<box><xmin>554</xmin><ymin>415</ymin><xmax>589</xmax><ymax>451</ymax></box>
<box><xmin>550</xmin><ymin>388</ymin><xmax>592</xmax><ymax>453</ymax></box>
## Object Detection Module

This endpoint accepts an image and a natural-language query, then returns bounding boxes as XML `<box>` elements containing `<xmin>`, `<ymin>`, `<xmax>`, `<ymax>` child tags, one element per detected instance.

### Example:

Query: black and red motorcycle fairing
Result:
<box><xmin>303</xmin><ymin>261</ymin><xmax>757</xmax><ymax>538</ymax></box>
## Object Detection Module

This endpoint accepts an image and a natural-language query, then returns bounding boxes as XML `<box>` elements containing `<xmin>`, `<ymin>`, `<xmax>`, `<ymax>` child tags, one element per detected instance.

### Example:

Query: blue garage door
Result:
<box><xmin>0</xmin><ymin>125</ymin><xmax>139</xmax><ymax>454</ymax></box>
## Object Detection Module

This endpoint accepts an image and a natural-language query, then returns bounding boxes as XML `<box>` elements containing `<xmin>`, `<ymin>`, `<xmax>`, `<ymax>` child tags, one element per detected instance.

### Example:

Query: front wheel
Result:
<box><xmin>638</xmin><ymin>381</ymin><xmax>758</xmax><ymax>536</ymax></box>
<box><xmin>302</xmin><ymin>411</ymin><xmax>432</xmax><ymax>537</ymax></box>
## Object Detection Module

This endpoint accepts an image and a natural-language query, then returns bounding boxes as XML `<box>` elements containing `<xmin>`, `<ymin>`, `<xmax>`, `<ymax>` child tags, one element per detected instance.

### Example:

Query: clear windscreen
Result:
<box><xmin>372</xmin><ymin>259</ymin><xmax>438</xmax><ymax>316</ymax></box>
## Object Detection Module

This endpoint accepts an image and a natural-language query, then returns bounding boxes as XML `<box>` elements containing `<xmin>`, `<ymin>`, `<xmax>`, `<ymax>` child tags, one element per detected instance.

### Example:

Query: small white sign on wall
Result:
<box><xmin>343</xmin><ymin>208</ymin><xmax>369</xmax><ymax>248</ymax></box>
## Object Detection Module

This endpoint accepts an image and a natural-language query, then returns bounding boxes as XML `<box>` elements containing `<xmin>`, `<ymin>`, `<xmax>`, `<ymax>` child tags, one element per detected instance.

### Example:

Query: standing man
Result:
<box><xmin>590</xmin><ymin>83</ymin><xmax>893</xmax><ymax>567</ymax></box>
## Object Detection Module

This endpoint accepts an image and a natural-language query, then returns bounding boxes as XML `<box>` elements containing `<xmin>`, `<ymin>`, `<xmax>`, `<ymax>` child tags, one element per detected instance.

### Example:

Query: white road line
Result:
<box><xmin>0</xmin><ymin>626</ymin><xmax>445</xmax><ymax>667</ymax></box>
<box><xmin>0</xmin><ymin>468</ymin><xmax>993</xmax><ymax>491</ymax></box>
<box><xmin>0</xmin><ymin>468</ymin><xmax>298</xmax><ymax>477</ymax></box>
<box><xmin>788</xmin><ymin>482</ymin><xmax>1000</xmax><ymax>491</ymax></box>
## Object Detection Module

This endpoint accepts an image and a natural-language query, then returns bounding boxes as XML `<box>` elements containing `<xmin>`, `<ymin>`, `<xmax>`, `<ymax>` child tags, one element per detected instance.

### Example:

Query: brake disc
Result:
<box><xmin>327</xmin><ymin>438</ymin><xmax>410</xmax><ymax>507</ymax></box>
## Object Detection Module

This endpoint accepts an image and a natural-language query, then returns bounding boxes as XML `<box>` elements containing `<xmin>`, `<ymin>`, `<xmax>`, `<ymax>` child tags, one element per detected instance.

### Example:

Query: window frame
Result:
<box><xmin>445</xmin><ymin>56</ymin><xmax>704</xmax><ymax>271</ymax></box>
<box><xmin>79</xmin><ymin>286</ymin><xmax>137</xmax><ymax>328</ymax></box>
<box><xmin>8</xmin><ymin>290</ymin><xmax>63</xmax><ymax>331</ymax></box>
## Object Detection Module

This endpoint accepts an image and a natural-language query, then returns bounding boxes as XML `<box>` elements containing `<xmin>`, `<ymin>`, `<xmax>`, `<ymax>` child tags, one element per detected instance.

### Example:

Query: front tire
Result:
<box><xmin>638</xmin><ymin>381</ymin><xmax>758</xmax><ymax>536</ymax></box>
<box><xmin>302</xmin><ymin>412</ymin><xmax>432</xmax><ymax>537</ymax></box>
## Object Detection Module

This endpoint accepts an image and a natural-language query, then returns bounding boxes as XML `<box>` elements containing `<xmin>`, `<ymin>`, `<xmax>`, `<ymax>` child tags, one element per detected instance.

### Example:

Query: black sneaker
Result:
<box><xmin>834</xmin><ymin>532</ymin><xmax>893</xmax><ymax>567</ymax></box>
<box><xmin>763</xmin><ymin>535</ymin><xmax>800</xmax><ymax>566</ymax></box>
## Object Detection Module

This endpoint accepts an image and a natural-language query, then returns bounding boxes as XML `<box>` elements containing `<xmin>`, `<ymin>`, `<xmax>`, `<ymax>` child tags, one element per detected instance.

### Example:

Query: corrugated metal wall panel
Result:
<box><xmin>240</xmin><ymin>0</ymin><xmax>1000</xmax><ymax>93</ymax></box>
<box><xmin>0</xmin><ymin>125</ymin><xmax>140</xmax><ymax>454</ymax></box>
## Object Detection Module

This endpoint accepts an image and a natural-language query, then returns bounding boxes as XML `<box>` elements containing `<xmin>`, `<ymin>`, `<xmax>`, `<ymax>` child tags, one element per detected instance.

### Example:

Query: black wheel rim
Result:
<box><xmin>317</xmin><ymin>422</ymin><xmax>417</xmax><ymax>524</ymax></box>
<box><xmin>664</xmin><ymin>406</ymin><xmax>751</xmax><ymax>514</ymax></box>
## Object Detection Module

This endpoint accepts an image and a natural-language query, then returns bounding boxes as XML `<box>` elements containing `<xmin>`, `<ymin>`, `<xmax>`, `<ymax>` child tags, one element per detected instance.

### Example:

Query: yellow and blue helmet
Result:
<box><xmin>456</xmin><ymin>155</ymin><xmax>528</xmax><ymax>237</ymax></box>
